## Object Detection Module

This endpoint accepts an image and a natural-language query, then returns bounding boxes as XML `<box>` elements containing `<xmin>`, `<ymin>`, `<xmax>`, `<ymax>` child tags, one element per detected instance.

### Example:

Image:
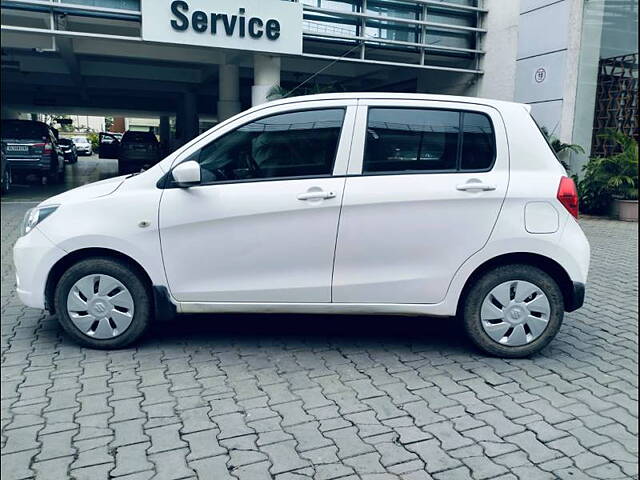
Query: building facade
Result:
<box><xmin>1</xmin><ymin>0</ymin><xmax>637</xmax><ymax>168</ymax></box>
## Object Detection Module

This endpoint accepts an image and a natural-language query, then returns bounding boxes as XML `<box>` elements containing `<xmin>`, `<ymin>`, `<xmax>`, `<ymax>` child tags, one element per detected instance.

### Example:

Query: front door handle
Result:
<box><xmin>456</xmin><ymin>183</ymin><xmax>497</xmax><ymax>192</ymax></box>
<box><xmin>297</xmin><ymin>191</ymin><xmax>336</xmax><ymax>201</ymax></box>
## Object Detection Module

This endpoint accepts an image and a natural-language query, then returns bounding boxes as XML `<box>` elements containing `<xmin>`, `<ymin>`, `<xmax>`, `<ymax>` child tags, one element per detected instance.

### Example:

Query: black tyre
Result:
<box><xmin>54</xmin><ymin>257</ymin><xmax>151</xmax><ymax>349</ymax></box>
<box><xmin>462</xmin><ymin>264</ymin><xmax>564</xmax><ymax>358</ymax></box>
<box><xmin>48</xmin><ymin>163</ymin><xmax>63</xmax><ymax>184</ymax></box>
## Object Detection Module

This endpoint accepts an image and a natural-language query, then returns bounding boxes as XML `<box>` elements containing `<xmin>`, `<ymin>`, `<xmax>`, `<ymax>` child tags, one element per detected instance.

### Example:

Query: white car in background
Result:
<box><xmin>72</xmin><ymin>136</ymin><xmax>93</xmax><ymax>156</ymax></box>
<box><xmin>13</xmin><ymin>93</ymin><xmax>590</xmax><ymax>357</ymax></box>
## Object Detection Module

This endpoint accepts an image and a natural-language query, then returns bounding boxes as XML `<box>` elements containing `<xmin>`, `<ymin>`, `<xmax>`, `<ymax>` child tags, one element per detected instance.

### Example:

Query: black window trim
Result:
<box><xmin>360</xmin><ymin>106</ymin><xmax>497</xmax><ymax>177</ymax></box>
<box><xmin>159</xmin><ymin>106</ymin><xmax>348</xmax><ymax>189</ymax></box>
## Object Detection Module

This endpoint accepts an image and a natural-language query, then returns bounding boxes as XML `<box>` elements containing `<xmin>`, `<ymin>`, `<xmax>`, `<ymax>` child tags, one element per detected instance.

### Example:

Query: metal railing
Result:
<box><xmin>1</xmin><ymin>0</ymin><xmax>485</xmax><ymax>73</ymax></box>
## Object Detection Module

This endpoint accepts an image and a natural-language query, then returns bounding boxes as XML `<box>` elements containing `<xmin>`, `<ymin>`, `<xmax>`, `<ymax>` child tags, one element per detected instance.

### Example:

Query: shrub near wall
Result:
<box><xmin>577</xmin><ymin>131</ymin><xmax>638</xmax><ymax>215</ymax></box>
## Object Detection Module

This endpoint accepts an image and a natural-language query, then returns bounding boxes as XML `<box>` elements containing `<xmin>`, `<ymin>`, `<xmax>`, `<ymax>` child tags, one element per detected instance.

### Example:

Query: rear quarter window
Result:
<box><xmin>363</xmin><ymin>107</ymin><xmax>496</xmax><ymax>174</ymax></box>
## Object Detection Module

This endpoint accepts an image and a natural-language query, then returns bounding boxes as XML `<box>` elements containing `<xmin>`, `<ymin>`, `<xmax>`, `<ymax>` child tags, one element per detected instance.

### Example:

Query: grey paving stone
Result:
<box><xmin>32</xmin><ymin>456</ymin><xmax>75</xmax><ymax>480</ymax></box>
<box><xmin>261</xmin><ymin>440</ymin><xmax>311</xmax><ymax>474</ymax></box>
<box><xmin>0</xmin><ymin>448</ymin><xmax>37</xmax><ymax>480</ymax></box>
<box><xmin>504</xmin><ymin>431</ymin><xmax>562</xmax><ymax>464</ymax></box>
<box><xmin>405</xmin><ymin>439</ymin><xmax>461</xmax><ymax>473</ymax></box>
<box><xmin>324</xmin><ymin>426</ymin><xmax>376</xmax><ymax>459</ymax></box>
<box><xmin>110</xmin><ymin>441</ymin><xmax>153</xmax><ymax>477</ymax></box>
<box><xmin>183</xmin><ymin>429</ymin><xmax>226</xmax><ymax>460</ymax></box>
<box><xmin>148</xmin><ymin>447</ymin><xmax>195</xmax><ymax>480</ymax></box>
<box><xmin>189</xmin><ymin>455</ymin><xmax>234</xmax><ymax>480</ymax></box>
<box><xmin>0</xmin><ymin>205</ymin><xmax>637</xmax><ymax>480</ymax></box>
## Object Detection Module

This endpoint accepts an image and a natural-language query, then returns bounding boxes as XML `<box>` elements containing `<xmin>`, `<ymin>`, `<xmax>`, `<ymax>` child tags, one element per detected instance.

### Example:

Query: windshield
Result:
<box><xmin>1</xmin><ymin>120</ymin><xmax>48</xmax><ymax>140</ymax></box>
<box><xmin>73</xmin><ymin>137</ymin><xmax>89</xmax><ymax>144</ymax></box>
<box><xmin>122</xmin><ymin>131</ymin><xmax>158</xmax><ymax>143</ymax></box>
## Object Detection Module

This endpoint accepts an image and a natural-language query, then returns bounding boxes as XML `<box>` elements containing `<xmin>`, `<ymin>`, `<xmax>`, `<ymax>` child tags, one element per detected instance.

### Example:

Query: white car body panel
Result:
<box><xmin>12</xmin><ymin>93</ymin><xmax>590</xmax><ymax>320</ymax></box>
<box><xmin>333</xmin><ymin>100</ymin><xmax>509</xmax><ymax>304</ymax></box>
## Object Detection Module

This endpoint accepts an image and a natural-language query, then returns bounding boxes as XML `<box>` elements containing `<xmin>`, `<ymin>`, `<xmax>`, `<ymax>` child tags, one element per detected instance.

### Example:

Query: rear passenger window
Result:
<box><xmin>364</xmin><ymin>108</ymin><xmax>460</xmax><ymax>173</ymax></box>
<box><xmin>460</xmin><ymin>112</ymin><xmax>495</xmax><ymax>171</ymax></box>
<box><xmin>363</xmin><ymin>108</ymin><xmax>496</xmax><ymax>174</ymax></box>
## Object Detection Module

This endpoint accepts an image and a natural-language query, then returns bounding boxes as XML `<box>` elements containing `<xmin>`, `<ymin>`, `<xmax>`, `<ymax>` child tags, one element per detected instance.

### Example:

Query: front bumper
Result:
<box><xmin>13</xmin><ymin>227</ymin><xmax>66</xmax><ymax>309</ymax></box>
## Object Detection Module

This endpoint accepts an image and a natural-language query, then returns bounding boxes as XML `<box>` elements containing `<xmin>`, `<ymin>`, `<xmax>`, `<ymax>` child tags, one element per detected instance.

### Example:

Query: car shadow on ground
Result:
<box><xmin>141</xmin><ymin>312</ymin><xmax>475</xmax><ymax>354</ymax></box>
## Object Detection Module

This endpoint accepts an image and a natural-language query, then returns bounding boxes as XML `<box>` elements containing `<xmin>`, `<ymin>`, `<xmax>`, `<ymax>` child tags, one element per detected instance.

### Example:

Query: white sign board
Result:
<box><xmin>141</xmin><ymin>0</ymin><xmax>303</xmax><ymax>56</ymax></box>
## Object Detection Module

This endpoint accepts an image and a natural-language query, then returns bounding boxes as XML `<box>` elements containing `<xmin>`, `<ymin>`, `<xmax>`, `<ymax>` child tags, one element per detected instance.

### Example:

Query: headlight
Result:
<box><xmin>21</xmin><ymin>205</ymin><xmax>59</xmax><ymax>236</ymax></box>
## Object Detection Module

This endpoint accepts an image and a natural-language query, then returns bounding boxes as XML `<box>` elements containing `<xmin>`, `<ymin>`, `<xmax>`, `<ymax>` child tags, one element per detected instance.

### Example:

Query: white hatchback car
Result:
<box><xmin>14</xmin><ymin>93</ymin><xmax>590</xmax><ymax>357</ymax></box>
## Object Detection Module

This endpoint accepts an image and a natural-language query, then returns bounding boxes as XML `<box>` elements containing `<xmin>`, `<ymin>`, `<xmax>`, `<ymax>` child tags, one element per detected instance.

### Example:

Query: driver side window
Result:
<box><xmin>192</xmin><ymin>108</ymin><xmax>345</xmax><ymax>184</ymax></box>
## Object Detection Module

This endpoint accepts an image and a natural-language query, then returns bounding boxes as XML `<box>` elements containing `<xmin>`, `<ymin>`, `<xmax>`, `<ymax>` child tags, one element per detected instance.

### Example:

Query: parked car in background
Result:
<box><xmin>0</xmin><ymin>119</ymin><xmax>65</xmax><ymax>184</ymax></box>
<box><xmin>72</xmin><ymin>136</ymin><xmax>93</xmax><ymax>156</ymax></box>
<box><xmin>1</xmin><ymin>141</ymin><xmax>11</xmax><ymax>194</ymax></box>
<box><xmin>58</xmin><ymin>138</ymin><xmax>78</xmax><ymax>164</ymax></box>
<box><xmin>100</xmin><ymin>130</ymin><xmax>160</xmax><ymax>175</ymax></box>
<box><xmin>13</xmin><ymin>93</ymin><xmax>590</xmax><ymax>356</ymax></box>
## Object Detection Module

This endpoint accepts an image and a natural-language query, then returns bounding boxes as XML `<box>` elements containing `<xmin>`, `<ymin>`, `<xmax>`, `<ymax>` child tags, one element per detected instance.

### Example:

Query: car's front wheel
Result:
<box><xmin>54</xmin><ymin>257</ymin><xmax>151</xmax><ymax>349</ymax></box>
<box><xmin>462</xmin><ymin>264</ymin><xmax>564</xmax><ymax>358</ymax></box>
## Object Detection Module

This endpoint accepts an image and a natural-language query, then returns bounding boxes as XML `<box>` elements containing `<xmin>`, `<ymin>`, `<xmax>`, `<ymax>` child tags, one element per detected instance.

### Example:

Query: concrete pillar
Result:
<box><xmin>159</xmin><ymin>116</ymin><xmax>170</xmax><ymax>156</ymax></box>
<box><xmin>217</xmin><ymin>64</ymin><xmax>241</xmax><ymax>122</ymax></box>
<box><xmin>181</xmin><ymin>91</ymin><xmax>199</xmax><ymax>143</ymax></box>
<box><xmin>252</xmin><ymin>54</ymin><xmax>281</xmax><ymax>106</ymax></box>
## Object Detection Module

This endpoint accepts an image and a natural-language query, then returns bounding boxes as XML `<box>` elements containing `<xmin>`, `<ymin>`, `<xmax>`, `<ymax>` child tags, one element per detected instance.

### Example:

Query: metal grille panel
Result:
<box><xmin>591</xmin><ymin>53</ymin><xmax>639</xmax><ymax>157</ymax></box>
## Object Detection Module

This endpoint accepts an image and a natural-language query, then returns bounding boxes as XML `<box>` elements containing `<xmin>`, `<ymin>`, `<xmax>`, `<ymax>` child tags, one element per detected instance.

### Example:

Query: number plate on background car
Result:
<box><xmin>7</xmin><ymin>145</ymin><xmax>28</xmax><ymax>152</ymax></box>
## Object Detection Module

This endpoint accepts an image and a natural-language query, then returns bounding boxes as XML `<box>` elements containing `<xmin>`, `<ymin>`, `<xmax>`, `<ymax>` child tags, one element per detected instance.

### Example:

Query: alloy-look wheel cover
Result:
<box><xmin>480</xmin><ymin>280</ymin><xmax>551</xmax><ymax>347</ymax></box>
<box><xmin>66</xmin><ymin>274</ymin><xmax>135</xmax><ymax>339</ymax></box>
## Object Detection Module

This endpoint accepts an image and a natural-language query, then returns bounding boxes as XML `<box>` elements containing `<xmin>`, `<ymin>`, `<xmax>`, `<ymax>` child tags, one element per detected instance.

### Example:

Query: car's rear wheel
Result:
<box><xmin>54</xmin><ymin>257</ymin><xmax>151</xmax><ymax>349</ymax></box>
<box><xmin>462</xmin><ymin>264</ymin><xmax>564</xmax><ymax>358</ymax></box>
<box><xmin>47</xmin><ymin>163</ymin><xmax>63</xmax><ymax>184</ymax></box>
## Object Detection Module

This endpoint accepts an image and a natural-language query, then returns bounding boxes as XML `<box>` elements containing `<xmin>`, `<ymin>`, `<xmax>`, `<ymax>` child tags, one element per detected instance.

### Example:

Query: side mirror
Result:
<box><xmin>172</xmin><ymin>160</ymin><xmax>201</xmax><ymax>187</ymax></box>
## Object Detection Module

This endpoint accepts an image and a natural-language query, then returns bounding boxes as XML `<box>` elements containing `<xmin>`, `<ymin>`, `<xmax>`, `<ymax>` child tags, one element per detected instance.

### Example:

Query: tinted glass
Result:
<box><xmin>122</xmin><ymin>132</ymin><xmax>157</xmax><ymax>143</ymax></box>
<box><xmin>1</xmin><ymin>121</ymin><xmax>48</xmax><ymax>140</ymax></box>
<box><xmin>364</xmin><ymin>108</ymin><xmax>460</xmax><ymax>173</ymax></box>
<box><xmin>193</xmin><ymin>109</ymin><xmax>344</xmax><ymax>184</ymax></box>
<box><xmin>460</xmin><ymin>112</ymin><xmax>495</xmax><ymax>170</ymax></box>
<box><xmin>58</xmin><ymin>138</ymin><xmax>73</xmax><ymax>146</ymax></box>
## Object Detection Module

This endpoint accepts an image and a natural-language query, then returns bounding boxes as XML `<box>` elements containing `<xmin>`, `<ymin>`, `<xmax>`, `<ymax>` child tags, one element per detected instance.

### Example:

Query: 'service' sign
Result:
<box><xmin>142</xmin><ymin>0</ymin><xmax>303</xmax><ymax>55</ymax></box>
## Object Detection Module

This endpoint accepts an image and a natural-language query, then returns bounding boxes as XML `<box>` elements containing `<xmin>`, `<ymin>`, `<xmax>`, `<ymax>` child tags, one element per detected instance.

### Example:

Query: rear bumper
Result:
<box><xmin>566</xmin><ymin>282</ymin><xmax>585</xmax><ymax>312</ymax></box>
<box><xmin>7</xmin><ymin>159</ymin><xmax>50</xmax><ymax>172</ymax></box>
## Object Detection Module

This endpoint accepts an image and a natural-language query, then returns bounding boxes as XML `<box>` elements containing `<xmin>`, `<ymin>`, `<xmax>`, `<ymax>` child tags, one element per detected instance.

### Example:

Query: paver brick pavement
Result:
<box><xmin>1</xmin><ymin>188</ymin><xmax>638</xmax><ymax>479</ymax></box>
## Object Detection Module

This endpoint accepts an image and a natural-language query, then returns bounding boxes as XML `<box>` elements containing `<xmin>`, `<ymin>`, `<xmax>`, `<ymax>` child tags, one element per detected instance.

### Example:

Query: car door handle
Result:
<box><xmin>456</xmin><ymin>183</ymin><xmax>497</xmax><ymax>192</ymax></box>
<box><xmin>297</xmin><ymin>191</ymin><xmax>336</xmax><ymax>201</ymax></box>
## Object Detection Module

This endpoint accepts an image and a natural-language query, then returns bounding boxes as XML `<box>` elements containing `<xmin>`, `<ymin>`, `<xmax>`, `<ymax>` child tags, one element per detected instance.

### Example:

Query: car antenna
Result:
<box><xmin>282</xmin><ymin>43</ymin><xmax>361</xmax><ymax>99</ymax></box>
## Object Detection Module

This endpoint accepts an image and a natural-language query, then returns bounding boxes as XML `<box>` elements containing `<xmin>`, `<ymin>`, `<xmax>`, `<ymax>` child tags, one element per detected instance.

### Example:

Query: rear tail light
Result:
<box><xmin>557</xmin><ymin>176</ymin><xmax>579</xmax><ymax>219</ymax></box>
<box><xmin>32</xmin><ymin>142</ymin><xmax>52</xmax><ymax>153</ymax></box>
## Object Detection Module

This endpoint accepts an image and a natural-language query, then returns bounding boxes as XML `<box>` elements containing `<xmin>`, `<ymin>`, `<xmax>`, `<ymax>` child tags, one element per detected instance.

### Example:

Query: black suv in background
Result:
<box><xmin>0</xmin><ymin>120</ymin><xmax>65</xmax><ymax>184</ymax></box>
<box><xmin>58</xmin><ymin>138</ymin><xmax>78</xmax><ymax>164</ymax></box>
<box><xmin>100</xmin><ymin>131</ymin><xmax>160</xmax><ymax>175</ymax></box>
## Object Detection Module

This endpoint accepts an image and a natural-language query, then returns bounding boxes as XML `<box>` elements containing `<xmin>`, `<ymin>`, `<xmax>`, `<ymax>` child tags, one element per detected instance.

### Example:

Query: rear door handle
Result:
<box><xmin>297</xmin><ymin>191</ymin><xmax>336</xmax><ymax>201</ymax></box>
<box><xmin>456</xmin><ymin>183</ymin><xmax>497</xmax><ymax>192</ymax></box>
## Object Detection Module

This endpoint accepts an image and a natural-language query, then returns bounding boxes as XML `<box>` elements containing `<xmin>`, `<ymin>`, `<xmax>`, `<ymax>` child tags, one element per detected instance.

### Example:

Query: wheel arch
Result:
<box><xmin>456</xmin><ymin>252</ymin><xmax>575</xmax><ymax>316</ymax></box>
<box><xmin>45</xmin><ymin>247</ymin><xmax>153</xmax><ymax>314</ymax></box>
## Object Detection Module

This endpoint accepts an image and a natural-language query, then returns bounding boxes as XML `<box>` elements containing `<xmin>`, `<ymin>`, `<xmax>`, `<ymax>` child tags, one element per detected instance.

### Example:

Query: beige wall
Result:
<box><xmin>474</xmin><ymin>0</ymin><xmax>520</xmax><ymax>101</ymax></box>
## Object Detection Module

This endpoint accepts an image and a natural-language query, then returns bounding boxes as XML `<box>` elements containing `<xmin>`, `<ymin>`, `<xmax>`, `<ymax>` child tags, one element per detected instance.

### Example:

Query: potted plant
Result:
<box><xmin>578</xmin><ymin>130</ymin><xmax>638</xmax><ymax>221</ymax></box>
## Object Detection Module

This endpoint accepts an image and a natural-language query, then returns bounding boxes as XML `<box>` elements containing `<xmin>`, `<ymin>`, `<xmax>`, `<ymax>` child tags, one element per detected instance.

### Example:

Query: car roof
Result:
<box><xmin>1</xmin><ymin>119</ymin><xmax>50</xmax><ymax>127</ymax></box>
<box><xmin>260</xmin><ymin>92</ymin><xmax>528</xmax><ymax>110</ymax></box>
